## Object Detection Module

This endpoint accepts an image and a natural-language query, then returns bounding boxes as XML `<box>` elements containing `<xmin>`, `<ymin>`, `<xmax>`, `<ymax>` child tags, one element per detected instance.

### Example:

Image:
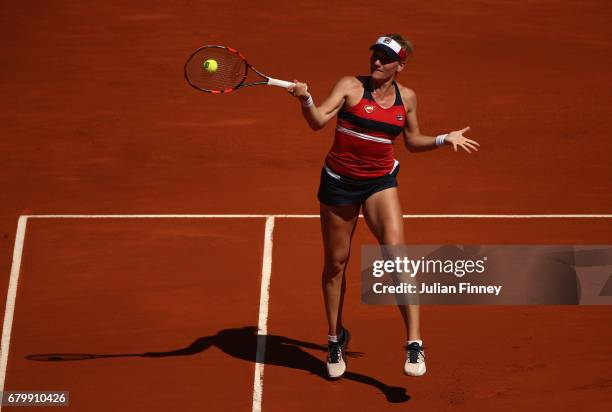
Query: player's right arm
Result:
<box><xmin>288</xmin><ymin>76</ymin><xmax>357</xmax><ymax>131</ymax></box>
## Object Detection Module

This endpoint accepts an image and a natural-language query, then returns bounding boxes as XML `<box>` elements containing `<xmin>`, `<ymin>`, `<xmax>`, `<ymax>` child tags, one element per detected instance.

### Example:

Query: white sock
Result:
<box><xmin>407</xmin><ymin>339</ymin><xmax>423</xmax><ymax>346</ymax></box>
<box><xmin>328</xmin><ymin>328</ymin><xmax>344</xmax><ymax>343</ymax></box>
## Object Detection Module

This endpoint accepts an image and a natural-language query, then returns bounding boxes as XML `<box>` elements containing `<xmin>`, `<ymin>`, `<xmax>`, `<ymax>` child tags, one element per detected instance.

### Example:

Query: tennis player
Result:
<box><xmin>288</xmin><ymin>34</ymin><xmax>479</xmax><ymax>379</ymax></box>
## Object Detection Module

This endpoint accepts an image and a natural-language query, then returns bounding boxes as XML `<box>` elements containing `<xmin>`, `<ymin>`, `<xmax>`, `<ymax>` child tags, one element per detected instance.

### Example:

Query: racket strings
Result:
<box><xmin>185</xmin><ymin>47</ymin><xmax>247</xmax><ymax>92</ymax></box>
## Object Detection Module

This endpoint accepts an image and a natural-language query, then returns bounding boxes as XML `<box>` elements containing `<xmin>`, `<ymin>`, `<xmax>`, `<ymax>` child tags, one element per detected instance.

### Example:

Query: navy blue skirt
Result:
<box><xmin>317</xmin><ymin>164</ymin><xmax>400</xmax><ymax>206</ymax></box>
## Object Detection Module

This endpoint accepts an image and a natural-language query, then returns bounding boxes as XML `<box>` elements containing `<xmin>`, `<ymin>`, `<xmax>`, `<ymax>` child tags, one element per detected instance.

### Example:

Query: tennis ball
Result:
<box><xmin>203</xmin><ymin>59</ymin><xmax>218</xmax><ymax>73</ymax></box>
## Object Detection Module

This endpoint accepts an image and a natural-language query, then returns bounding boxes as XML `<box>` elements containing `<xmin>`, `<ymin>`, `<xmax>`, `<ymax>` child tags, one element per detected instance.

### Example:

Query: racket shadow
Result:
<box><xmin>27</xmin><ymin>326</ymin><xmax>409</xmax><ymax>403</ymax></box>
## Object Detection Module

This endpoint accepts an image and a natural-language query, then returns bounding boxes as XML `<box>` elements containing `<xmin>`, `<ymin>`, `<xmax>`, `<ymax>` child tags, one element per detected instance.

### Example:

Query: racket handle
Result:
<box><xmin>267</xmin><ymin>78</ymin><xmax>295</xmax><ymax>89</ymax></box>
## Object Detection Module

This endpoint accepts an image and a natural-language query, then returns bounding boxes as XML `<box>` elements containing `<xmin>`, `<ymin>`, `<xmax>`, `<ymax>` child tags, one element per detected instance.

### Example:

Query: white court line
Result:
<box><xmin>1</xmin><ymin>212</ymin><xmax>611</xmax><ymax>411</ymax></box>
<box><xmin>26</xmin><ymin>214</ymin><xmax>274</xmax><ymax>219</ymax></box>
<box><xmin>0</xmin><ymin>216</ymin><xmax>28</xmax><ymax>408</ymax></box>
<box><xmin>252</xmin><ymin>216</ymin><xmax>275</xmax><ymax>412</ymax></box>
<box><xmin>23</xmin><ymin>213</ymin><xmax>612</xmax><ymax>219</ymax></box>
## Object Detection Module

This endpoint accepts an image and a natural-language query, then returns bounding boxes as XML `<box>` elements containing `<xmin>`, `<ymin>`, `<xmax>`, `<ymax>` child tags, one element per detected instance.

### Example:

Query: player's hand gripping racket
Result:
<box><xmin>184</xmin><ymin>45</ymin><xmax>295</xmax><ymax>93</ymax></box>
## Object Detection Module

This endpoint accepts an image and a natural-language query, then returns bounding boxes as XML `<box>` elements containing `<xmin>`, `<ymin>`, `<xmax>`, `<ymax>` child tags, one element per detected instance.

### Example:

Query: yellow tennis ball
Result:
<box><xmin>203</xmin><ymin>59</ymin><xmax>218</xmax><ymax>73</ymax></box>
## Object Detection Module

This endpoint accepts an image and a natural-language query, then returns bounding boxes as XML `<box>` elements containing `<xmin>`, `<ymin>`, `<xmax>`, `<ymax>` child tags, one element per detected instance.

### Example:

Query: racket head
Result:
<box><xmin>184</xmin><ymin>45</ymin><xmax>250</xmax><ymax>93</ymax></box>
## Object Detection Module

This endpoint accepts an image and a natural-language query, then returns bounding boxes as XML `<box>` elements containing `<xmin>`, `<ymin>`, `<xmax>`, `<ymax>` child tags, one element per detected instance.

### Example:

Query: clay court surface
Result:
<box><xmin>1</xmin><ymin>1</ymin><xmax>611</xmax><ymax>411</ymax></box>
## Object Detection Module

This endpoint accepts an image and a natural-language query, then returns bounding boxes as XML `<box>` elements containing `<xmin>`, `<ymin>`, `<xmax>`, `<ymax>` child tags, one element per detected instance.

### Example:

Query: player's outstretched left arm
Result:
<box><xmin>444</xmin><ymin>126</ymin><xmax>480</xmax><ymax>153</ymax></box>
<box><xmin>401</xmin><ymin>87</ymin><xmax>480</xmax><ymax>153</ymax></box>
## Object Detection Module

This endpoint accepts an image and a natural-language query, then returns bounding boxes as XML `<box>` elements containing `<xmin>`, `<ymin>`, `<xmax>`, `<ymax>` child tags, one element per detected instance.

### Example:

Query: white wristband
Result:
<box><xmin>301</xmin><ymin>94</ymin><xmax>314</xmax><ymax>108</ymax></box>
<box><xmin>435</xmin><ymin>134</ymin><xmax>448</xmax><ymax>146</ymax></box>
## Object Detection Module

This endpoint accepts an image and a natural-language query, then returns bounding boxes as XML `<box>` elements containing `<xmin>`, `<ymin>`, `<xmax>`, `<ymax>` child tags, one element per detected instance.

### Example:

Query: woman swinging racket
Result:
<box><xmin>288</xmin><ymin>34</ymin><xmax>479</xmax><ymax>379</ymax></box>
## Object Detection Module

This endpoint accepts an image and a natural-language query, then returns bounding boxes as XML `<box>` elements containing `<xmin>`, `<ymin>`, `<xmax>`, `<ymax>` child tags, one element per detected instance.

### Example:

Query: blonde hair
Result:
<box><xmin>383</xmin><ymin>33</ymin><xmax>413</xmax><ymax>58</ymax></box>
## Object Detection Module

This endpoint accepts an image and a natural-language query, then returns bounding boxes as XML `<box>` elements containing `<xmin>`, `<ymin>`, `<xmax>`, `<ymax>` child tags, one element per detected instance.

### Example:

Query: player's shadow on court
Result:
<box><xmin>27</xmin><ymin>326</ymin><xmax>409</xmax><ymax>403</ymax></box>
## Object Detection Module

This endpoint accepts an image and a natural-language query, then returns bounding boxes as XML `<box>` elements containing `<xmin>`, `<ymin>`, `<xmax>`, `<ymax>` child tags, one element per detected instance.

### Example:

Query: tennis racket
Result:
<box><xmin>184</xmin><ymin>45</ymin><xmax>295</xmax><ymax>93</ymax></box>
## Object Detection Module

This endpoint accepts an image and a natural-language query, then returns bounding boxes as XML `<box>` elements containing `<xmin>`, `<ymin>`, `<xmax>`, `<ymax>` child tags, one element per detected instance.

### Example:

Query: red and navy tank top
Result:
<box><xmin>325</xmin><ymin>76</ymin><xmax>406</xmax><ymax>179</ymax></box>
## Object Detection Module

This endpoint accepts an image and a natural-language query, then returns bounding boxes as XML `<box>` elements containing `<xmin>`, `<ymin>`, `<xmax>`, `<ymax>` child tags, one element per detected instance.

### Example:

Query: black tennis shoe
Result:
<box><xmin>326</xmin><ymin>328</ymin><xmax>350</xmax><ymax>379</ymax></box>
<box><xmin>404</xmin><ymin>341</ymin><xmax>426</xmax><ymax>376</ymax></box>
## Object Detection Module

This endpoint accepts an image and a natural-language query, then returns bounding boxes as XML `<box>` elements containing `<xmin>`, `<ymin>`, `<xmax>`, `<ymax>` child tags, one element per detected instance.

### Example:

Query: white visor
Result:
<box><xmin>369</xmin><ymin>36</ymin><xmax>406</xmax><ymax>60</ymax></box>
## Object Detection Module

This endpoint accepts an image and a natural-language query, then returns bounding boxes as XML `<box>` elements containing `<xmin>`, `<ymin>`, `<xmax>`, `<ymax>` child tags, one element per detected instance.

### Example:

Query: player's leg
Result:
<box><xmin>363</xmin><ymin>187</ymin><xmax>426</xmax><ymax>376</ymax></box>
<box><xmin>362</xmin><ymin>187</ymin><xmax>419</xmax><ymax>339</ymax></box>
<box><xmin>320</xmin><ymin>202</ymin><xmax>359</xmax><ymax>378</ymax></box>
<box><xmin>320</xmin><ymin>202</ymin><xmax>359</xmax><ymax>336</ymax></box>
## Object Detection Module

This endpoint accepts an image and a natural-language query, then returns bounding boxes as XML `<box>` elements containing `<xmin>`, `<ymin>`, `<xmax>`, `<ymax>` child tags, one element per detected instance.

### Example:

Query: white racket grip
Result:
<box><xmin>267</xmin><ymin>78</ymin><xmax>295</xmax><ymax>89</ymax></box>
